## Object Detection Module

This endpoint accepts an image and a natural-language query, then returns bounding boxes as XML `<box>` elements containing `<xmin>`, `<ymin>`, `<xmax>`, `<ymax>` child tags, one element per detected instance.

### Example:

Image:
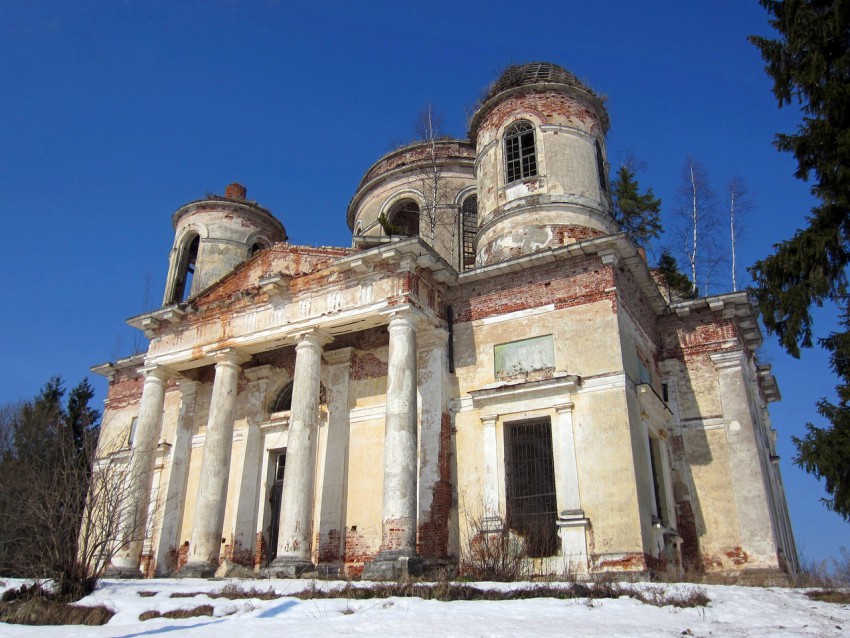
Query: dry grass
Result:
<box><xmin>805</xmin><ymin>589</ymin><xmax>850</xmax><ymax>604</ymax></box>
<box><xmin>294</xmin><ymin>580</ymin><xmax>710</xmax><ymax>608</ymax></box>
<box><xmin>169</xmin><ymin>583</ymin><xmax>280</xmax><ymax>600</ymax></box>
<box><xmin>0</xmin><ymin>596</ymin><xmax>114</xmax><ymax>626</ymax></box>
<box><xmin>140</xmin><ymin>604</ymin><xmax>216</xmax><ymax>621</ymax></box>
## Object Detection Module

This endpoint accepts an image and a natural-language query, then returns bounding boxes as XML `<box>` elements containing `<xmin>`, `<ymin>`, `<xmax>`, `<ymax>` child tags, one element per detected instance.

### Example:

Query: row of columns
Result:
<box><xmin>111</xmin><ymin>309</ymin><xmax>423</xmax><ymax>578</ymax></box>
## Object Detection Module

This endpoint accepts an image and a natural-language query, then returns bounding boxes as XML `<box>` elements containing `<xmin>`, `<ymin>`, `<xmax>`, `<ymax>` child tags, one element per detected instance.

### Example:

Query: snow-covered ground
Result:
<box><xmin>1</xmin><ymin>577</ymin><xmax>848</xmax><ymax>637</ymax></box>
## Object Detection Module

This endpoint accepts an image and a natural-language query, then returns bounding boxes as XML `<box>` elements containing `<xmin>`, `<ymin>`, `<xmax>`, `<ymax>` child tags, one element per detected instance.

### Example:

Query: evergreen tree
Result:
<box><xmin>656</xmin><ymin>249</ymin><xmax>697</xmax><ymax>300</ymax></box>
<box><xmin>611</xmin><ymin>164</ymin><xmax>663</xmax><ymax>248</ymax></box>
<box><xmin>750</xmin><ymin>0</ymin><xmax>850</xmax><ymax>519</ymax></box>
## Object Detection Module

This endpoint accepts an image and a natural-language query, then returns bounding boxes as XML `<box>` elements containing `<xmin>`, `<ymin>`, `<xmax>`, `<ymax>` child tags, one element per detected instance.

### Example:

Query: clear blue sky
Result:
<box><xmin>1</xmin><ymin>1</ymin><xmax>845</xmax><ymax>567</ymax></box>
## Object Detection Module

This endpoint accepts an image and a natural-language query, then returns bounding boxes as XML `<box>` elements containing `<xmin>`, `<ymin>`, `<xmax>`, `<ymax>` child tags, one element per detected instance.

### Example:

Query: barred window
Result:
<box><xmin>504</xmin><ymin>121</ymin><xmax>537</xmax><ymax>183</ymax></box>
<box><xmin>504</xmin><ymin>418</ymin><xmax>559</xmax><ymax>557</ymax></box>
<box><xmin>461</xmin><ymin>195</ymin><xmax>478</xmax><ymax>271</ymax></box>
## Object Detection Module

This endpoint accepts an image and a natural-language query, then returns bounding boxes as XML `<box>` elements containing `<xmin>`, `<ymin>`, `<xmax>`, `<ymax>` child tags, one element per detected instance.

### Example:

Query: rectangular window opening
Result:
<box><xmin>505</xmin><ymin>418</ymin><xmax>560</xmax><ymax>558</ymax></box>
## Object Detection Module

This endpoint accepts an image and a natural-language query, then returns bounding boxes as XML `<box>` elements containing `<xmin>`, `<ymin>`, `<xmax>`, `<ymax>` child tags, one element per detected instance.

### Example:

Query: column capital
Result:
<box><xmin>176</xmin><ymin>378</ymin><xmax>199</xmax><ymax>396</ymax></box>
<box><xmin>211</xmin><ymin>347</ymin><xmax>251</xmax><ymax>367</ymax></box>
<box><xmin>418</xmin><ymin>327</ymin><xmax>449</xmax><ymax>350</ymax></box>
<box><xmin>323</xmin><ymin>347</ymin><xmax>355</xmax><ymax>366</ymax></box>
<box><xmin>480</xmin><ymin>414</ymin><xmax>498</xmax><ymax>426</ymax></box>
<box><xmin>295</xmin><ymin>327</ymin><xmax>332</xmax><ymax>349</ymax></box>
<box><xmin>139</xmin><ymin>364</ymin><xmax>174</xmax><ymax>383</ymax></box>
<box><xmin>384</xmin><ymin>307</ymin><xmax>420</xmax><ymax>331</ymax></box>
<box><xmin>554</xmin><ymin>402</ymin><xmax>575</xmax><ymax>414</ymax></box>
<box><xmin>244</xmin><ymin>364</ymin><xmax>275</xmax><ymax>383</ymax></box>
<box><xmin>710</xmin><ymin>350</ymin><xmax>746</xmax><ymax>372</ymax></box>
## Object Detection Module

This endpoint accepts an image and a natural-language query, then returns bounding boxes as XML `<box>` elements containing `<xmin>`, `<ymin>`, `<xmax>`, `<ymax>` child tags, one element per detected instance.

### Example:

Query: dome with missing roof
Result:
<box><xmin>484</xmin><ymin>62</ymin><xmax>595</xmax><ymax>102</ymax></box>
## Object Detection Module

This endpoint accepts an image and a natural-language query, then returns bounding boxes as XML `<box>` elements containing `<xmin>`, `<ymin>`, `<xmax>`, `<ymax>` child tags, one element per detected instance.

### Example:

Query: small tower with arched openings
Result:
<box><xmin>469</xmin><ymin>62</ymin><xmax>615</xmax><ymax>267</ymax></box>
<box><xmin>162</xmin><ymin>183</ymin><xmax>287</xmax><ymax>305</ymax></box>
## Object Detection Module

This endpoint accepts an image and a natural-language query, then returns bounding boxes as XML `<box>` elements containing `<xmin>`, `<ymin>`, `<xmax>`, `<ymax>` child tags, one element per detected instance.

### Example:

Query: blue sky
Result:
<box><xmin>1</xmin><ymin>1</ymin><xmax>846</xmax><ymax>566</ymax></box>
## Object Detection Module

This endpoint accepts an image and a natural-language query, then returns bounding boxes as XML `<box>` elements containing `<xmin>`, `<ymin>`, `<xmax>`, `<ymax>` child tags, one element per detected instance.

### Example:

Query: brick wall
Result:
<box><xmin>451</xmin><ymin>255</ymin><xmax>614</xmax><ymax>323</ymax></box>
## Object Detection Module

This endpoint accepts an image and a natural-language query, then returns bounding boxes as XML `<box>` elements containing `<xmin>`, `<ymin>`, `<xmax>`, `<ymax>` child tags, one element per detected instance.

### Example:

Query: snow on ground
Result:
<box><xmin>1</xmin><ymin>577</ymin><xmax>848</xmax><ymax>637</ymax></box>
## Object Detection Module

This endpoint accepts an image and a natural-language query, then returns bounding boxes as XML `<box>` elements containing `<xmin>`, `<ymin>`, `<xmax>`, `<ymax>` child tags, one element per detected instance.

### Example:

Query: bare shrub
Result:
<box><xmin>458</xmin><ymin>511</ymin><xmax>528</xmax><ymax>582</ymax></box>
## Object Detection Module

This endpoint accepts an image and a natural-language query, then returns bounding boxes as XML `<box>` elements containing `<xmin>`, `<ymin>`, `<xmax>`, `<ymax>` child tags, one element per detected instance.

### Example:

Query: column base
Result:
<box><xmin>362</xmin><ymin>551</ymin><xmax>423</xmax><ymax>581</ymax></box>
<box><xmin>179</xmin><ymin>561</ymin><xmax>219</xmax><ymax>578</ymax></box>
<box><xmin>267</xmin><ymin>556</ymin><xmax>315</xmax><ymax>578</ymax></box>
<box><xmin>103</xmin><ymin>564</ymin><xmax>143</xmax><ymax>579</ymax></box>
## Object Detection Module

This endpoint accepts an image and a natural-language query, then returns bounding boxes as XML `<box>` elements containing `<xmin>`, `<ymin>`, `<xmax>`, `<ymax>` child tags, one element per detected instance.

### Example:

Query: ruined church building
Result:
<box><xmin>94</xmin><ymin>62</ymin><xmax>797</xmax><ymax>581</ymax></box>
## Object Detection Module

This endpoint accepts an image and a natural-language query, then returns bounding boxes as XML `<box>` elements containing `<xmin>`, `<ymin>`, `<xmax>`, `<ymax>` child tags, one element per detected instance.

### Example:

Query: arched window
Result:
<box><xmin>595</xmin><ymin>140</ymin><xmax>607</xmax><ymax>192</ymax></box>
<box><xmin>270</xmin><ymin>382</ymin><xmax>293</xmax><ymax>413</ymax></box>
<box><xmin>504</xmin><ymin>121</ymin><xmax>537</xmax><ymax>183</ymax></box>
<box><xmin>170</xmin><ymin>233</ymin><xmax>200</xmax><ymax>304</ymax></box>
<box><xmin>250</xmin><ymin>241</ymin><xmax>267</xmax><ymax>257</ymax></box>
<box><xmin>387</xmin><ymin>200</ymin><xmax>420</xmax><ymax>237</ymax></box>
<box><xmin>460</xmin><ymin>195</ymin><xmax>478</xmax><ymax>271</ymax></box>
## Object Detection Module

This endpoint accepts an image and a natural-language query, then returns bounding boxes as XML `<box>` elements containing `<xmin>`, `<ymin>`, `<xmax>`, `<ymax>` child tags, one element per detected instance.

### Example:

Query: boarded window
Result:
<box><xmin>504</xmin><ymin>418</ymin><xmax>559</xmax><ymax>557</ymax></box>
<box><xmin>504</xmin><ymin>121</ymin><xmax>537</xmax><ymax>183</ymax></box>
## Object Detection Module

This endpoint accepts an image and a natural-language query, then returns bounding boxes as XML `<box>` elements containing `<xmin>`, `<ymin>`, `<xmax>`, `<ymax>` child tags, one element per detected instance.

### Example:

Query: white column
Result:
<box><xmin>272</xmin><ymin>329</ymin><xmax>329</xmax><ymax>574</ymax></box>
<box><xmin>711</xmin><ymin>351</ymin><xmax>779</xmax><ymax>568</ymax></box>
<box><xmin>154</xmin><ymin>379</ymin><xmax>198</xmax><ymax>575</ymax></box>
<box><xmin>184</xmin><ymin>348</ymin><xmax>248</xmax><ymax>576</ymax></box>
<box><xmin>109</xmin><ymin>365</ymin><xmax>171</xmax><ymax>575</ymax></box>
<box><xmin>379</xmin><ymin>310</ymin><xmax>419</xmax><ymax>555</ymax></box>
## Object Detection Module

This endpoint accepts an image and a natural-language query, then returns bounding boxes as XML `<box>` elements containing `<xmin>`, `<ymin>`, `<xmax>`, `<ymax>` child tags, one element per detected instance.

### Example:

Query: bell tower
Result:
<box><xmin>469</xmin><ymin>62</ymin><xmax>616</xmax><ymax>267</ymax></box>
<box><xmin>162</xmin><ymin>183</ymin><xmax>287</xmax><ymax>305</ymax></box>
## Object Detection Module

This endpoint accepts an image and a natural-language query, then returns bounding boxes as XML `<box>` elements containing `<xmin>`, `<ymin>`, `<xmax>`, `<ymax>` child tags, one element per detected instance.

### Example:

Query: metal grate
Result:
<box><xmin>505</xmin><ymin>418</ymin><xmax>559</xmax><ymax>557</ymax></box>
<box><xmin>461</xmin><ymin>196</ymin><xmax>477</xmax><ymax>271</ymax></box>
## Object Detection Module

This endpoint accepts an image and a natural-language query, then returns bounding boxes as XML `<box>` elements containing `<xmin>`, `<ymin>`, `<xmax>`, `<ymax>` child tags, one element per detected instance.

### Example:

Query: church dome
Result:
<box><xmin>484</xmin><ymin>62</ymin><xmax>593</xmax><ymax>102</ymax></box>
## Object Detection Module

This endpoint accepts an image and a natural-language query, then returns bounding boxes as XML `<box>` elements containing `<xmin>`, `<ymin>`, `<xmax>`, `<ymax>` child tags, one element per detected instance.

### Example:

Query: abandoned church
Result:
<box><xmin>93</xmin><ymin>62</ymin><xmax>798</xmax><ymax>581</ymax></box>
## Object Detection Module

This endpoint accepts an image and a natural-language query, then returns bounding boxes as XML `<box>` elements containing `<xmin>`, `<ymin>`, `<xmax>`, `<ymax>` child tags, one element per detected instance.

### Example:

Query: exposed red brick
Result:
<box><xmin>451</xmin><ymin>255</ymin><xmax>614</xmax><ymax>323</ymax></box>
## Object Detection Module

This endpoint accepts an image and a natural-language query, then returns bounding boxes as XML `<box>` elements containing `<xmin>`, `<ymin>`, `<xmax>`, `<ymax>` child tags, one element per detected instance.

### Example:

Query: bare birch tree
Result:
<box><xmin>413</xmin><ymin>104</ymin><xmax>458</xmax><ymax>261</ymax></box>
<box><xmin>672</xmin><ymin>157</ymin><xmax>723</xmax><ymax>296</ymax></box>
<box><xmin>725</xmin><ymin>177</ymin><xmax>752</xmax><ymax>292</ymax></box>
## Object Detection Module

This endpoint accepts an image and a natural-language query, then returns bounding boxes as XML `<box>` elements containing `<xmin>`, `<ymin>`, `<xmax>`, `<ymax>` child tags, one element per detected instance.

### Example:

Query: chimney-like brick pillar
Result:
<box><xmin>225</xmin><ymin>182</ymin><xmax>247</xmax><ymax>199</ymax></box>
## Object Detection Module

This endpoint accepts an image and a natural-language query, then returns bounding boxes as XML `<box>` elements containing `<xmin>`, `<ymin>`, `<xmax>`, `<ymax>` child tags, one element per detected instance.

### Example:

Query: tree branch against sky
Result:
<box><xmin>671</xmin><ymin>157</ymin><xmax>723</xmax><ymax>296</ymax></box>
<box><xmin>750</xmin><ymin>0</ymin><xmax>850</xmax><ymax>520</ymax></box>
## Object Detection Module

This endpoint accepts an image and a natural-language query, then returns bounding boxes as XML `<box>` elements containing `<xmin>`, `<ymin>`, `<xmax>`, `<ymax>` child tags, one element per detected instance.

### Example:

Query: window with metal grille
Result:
<box><xmin>504</xmin><ymin>418</ymin><xmax>560</xmax><ymax>557</ymax></box>
<box><xmin>461</xmin><ymin>195</ymin><xmax>477</xmax><ymax>271</ymax></box>
<box><xmin>504</xmin><ymin>121</ymin><xmax>537</xmax><ymax>184</ymax></box>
